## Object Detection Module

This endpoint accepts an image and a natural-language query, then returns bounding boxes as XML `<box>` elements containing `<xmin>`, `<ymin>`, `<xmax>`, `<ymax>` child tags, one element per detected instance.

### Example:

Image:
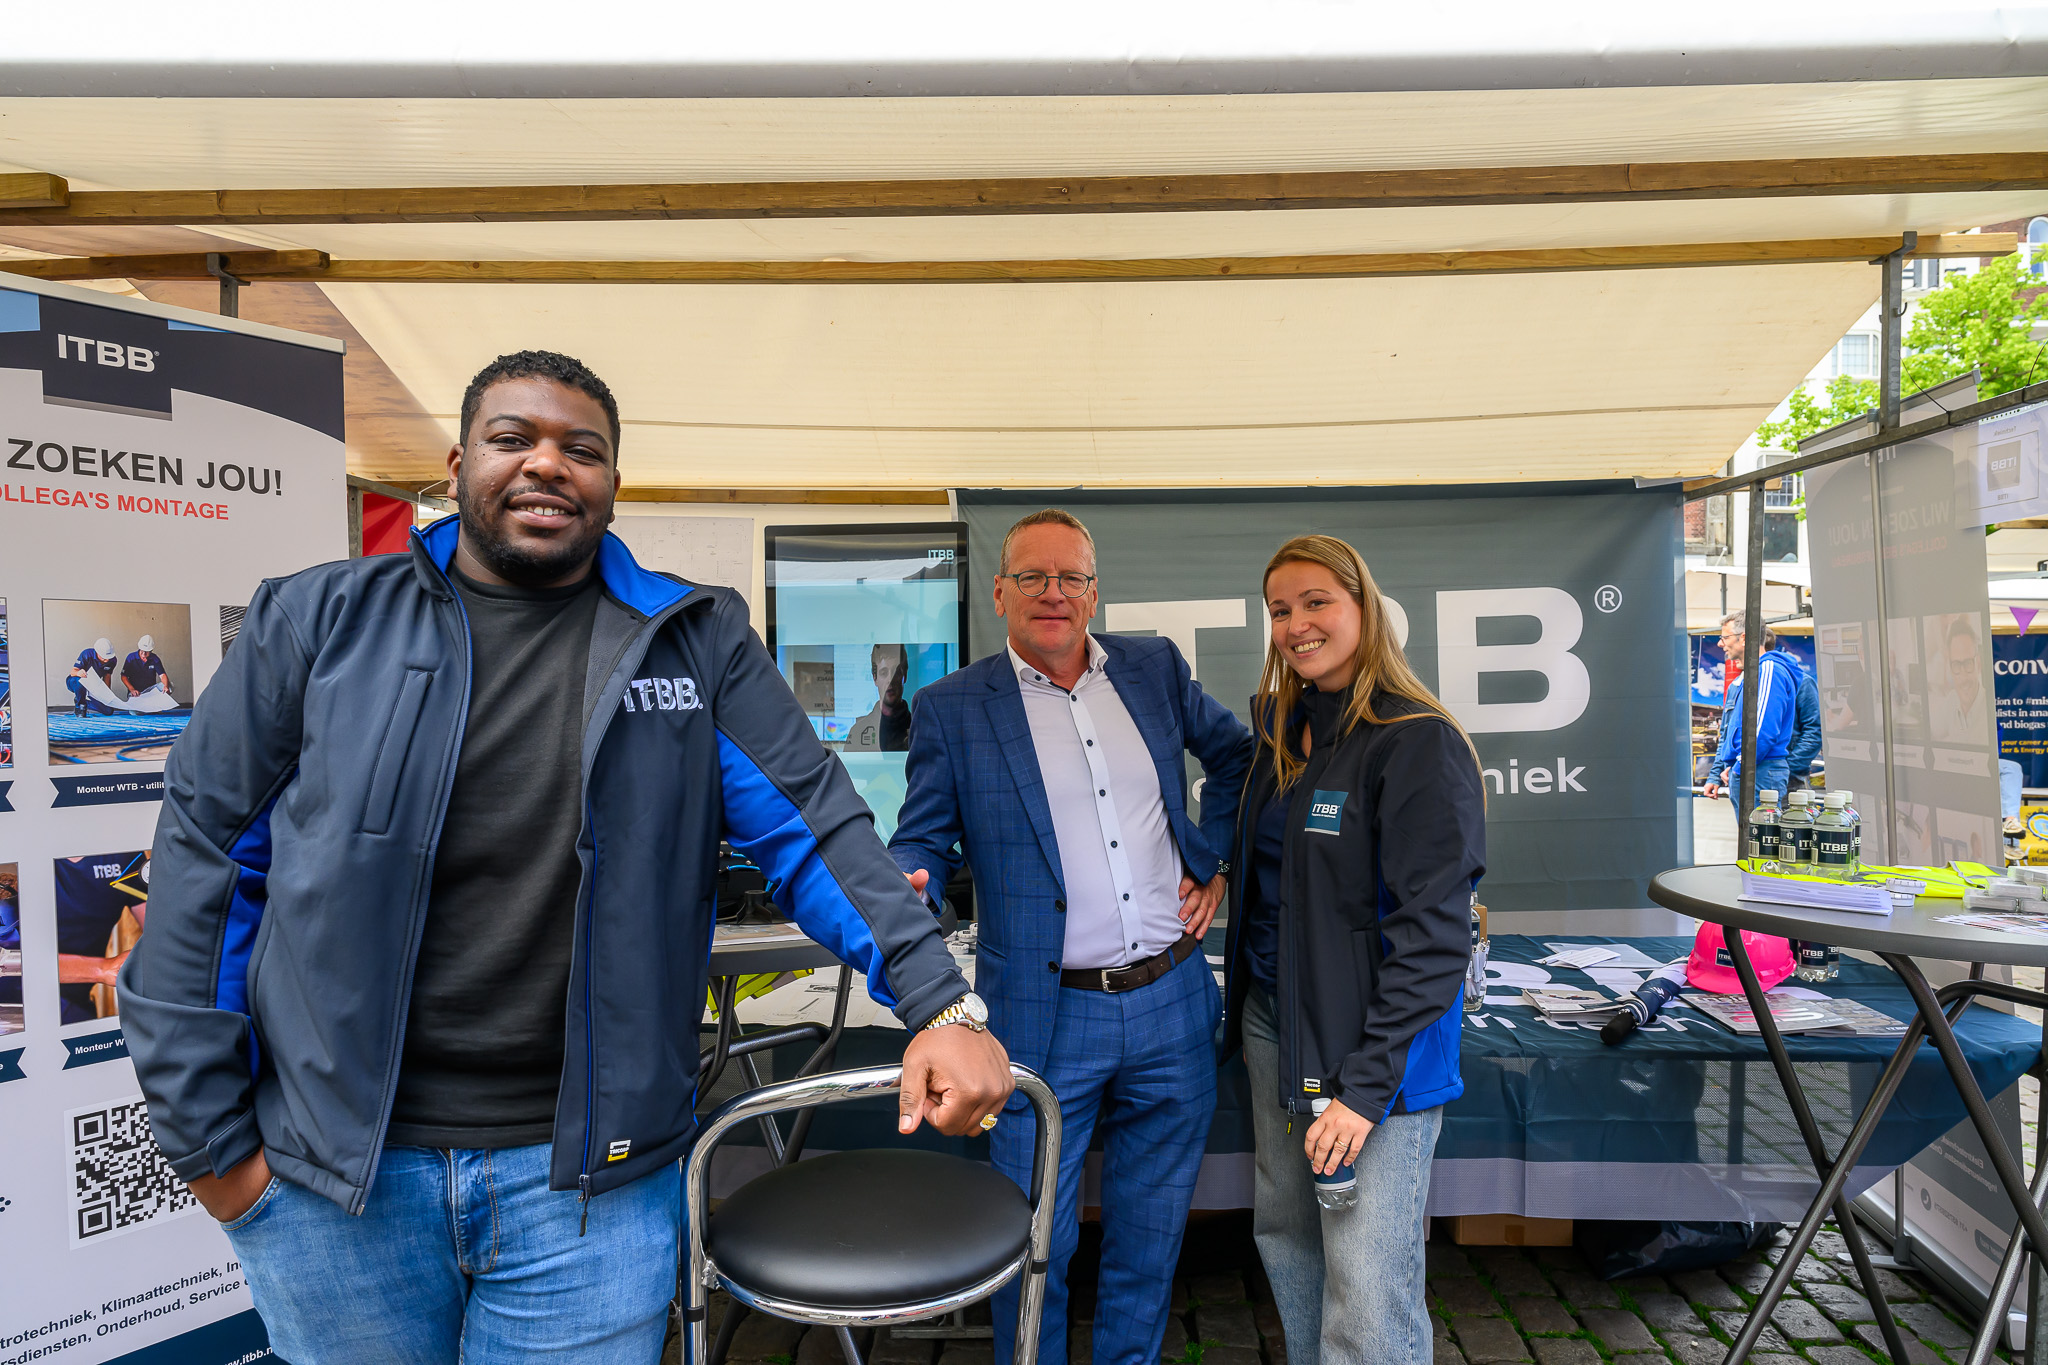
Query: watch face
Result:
<box><xmin>961</xmin><ymin>993</ymin><xmax>989</xmax><ymax>1024</ymax></box>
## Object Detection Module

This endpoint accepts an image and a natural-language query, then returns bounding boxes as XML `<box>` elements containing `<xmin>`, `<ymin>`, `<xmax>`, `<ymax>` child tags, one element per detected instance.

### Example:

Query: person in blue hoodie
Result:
<box><xmin>1787</xmin><ymin>668</ymin><xmax>1823</xmax><ymax>792</ymax></box>
<box><xmin>1703</xmin><ymin>615</ymin><xmax>1805</xmax><ymax>804</ymax></box>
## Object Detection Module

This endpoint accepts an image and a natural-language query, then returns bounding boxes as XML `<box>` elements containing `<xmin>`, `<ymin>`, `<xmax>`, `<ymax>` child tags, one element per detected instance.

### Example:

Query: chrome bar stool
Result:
<box><xmin>685</xmin><ymin>1064</ymin><xmax>1062</xmax><ymax>1365</ymax></box>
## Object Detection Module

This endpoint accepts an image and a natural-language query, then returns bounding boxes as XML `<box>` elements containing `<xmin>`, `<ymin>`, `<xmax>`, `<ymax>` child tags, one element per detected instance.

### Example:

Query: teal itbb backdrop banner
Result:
<box><xmin>958</xmin><ymin>484</ymin><xmax>1687</xmax><ymax>913</ymax></box>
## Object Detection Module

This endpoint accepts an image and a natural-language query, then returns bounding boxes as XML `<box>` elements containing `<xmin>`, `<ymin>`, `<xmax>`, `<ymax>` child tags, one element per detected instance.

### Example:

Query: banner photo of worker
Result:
<box><xmin>0</xmin><ymin>276</ymin><xmax>344</xmax><ymax>1364</ymax></box>
<box><xmin>41</xmin><ymin>602</ymin><xmax>193</xmax><ymax>766</ymax></box>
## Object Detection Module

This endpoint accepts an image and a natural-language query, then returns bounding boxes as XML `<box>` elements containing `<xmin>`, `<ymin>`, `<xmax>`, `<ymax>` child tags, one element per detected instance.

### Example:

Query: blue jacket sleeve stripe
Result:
<box><xmin>215</xmin><ymin>793</ymin><xmax>277</xmax><ymax>1020</ymax></box>
<box><xmin>715</xmin><ymin>731</ymin><xmax>896</xmax><ymax>1008</ymax></box>
<box><xmin>216</xmin><ymin>792</ymin><xmax>279</xmax><ymax>1080</ymax></box>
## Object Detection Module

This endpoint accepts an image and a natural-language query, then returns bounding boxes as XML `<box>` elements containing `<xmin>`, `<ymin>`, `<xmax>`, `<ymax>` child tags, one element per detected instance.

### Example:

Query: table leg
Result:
<box><xmin>783</xmin><ymin>966</ymin><xmax>854</xmax><ymax>1165</ymax></box>
<box><xmin>1962</xmin><ymin>1153</ymin><xmax>2048</xmax><ymax>1365</ymax></box>
<box><xmin>1883</xmin><ymin>955</ymin><xmax>2048</xmax><ymax>1365</ymax></box>
<box><xmin>1723</xmin><ymin>931</ymin><xmax>1916</xmax><ymax>1365</ymax></box>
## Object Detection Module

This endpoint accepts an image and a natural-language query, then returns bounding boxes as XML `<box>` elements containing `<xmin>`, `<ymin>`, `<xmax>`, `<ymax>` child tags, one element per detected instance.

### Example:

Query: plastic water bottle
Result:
<box><xmin>1464</xmin><ymin>897</ymin><xmax>1488</xmax><ymax>1015</ymax></box>
<box><xmin>1747</xmin><ymin>789</ymin><xmax>1782</xmax><ymax>867</ymax></box>
<box><xmin>1844</xmin><ymin>795</ymin><xmax>1861</xmax><ymax>866</ymax></box>
<box><xmin>1779</xmin><ymin>791</ymin><xmax>1816</xmax><ymax>872</ymax></box>
<box><xmin>1309</xmin><ymin>1099</ymin><xmax>1358</xmax><ymax>1211</ymax></box>
<box><xmin>1813</xmin><ymin>790</ymin><xmax>1857</xmax><ymax>879</ymax></box>
<box><xmin>1795</xmin><ymin>940</ymin><xmax>1840</xmax><ymax>983</ymax></box>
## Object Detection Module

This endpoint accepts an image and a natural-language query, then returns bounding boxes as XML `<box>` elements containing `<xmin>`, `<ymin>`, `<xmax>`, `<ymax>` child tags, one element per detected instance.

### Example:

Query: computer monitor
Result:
<box><xmin>764</xmin><ymin>522</ymin><xmax>968</xmax><ymax>839</ymax></box>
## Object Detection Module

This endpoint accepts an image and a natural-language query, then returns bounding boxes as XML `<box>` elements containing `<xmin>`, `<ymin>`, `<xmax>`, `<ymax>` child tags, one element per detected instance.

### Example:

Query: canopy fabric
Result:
<box><xmin>1</xmin><ymin>18</ymin><xmax>2044</xmax><ymax>489</ymax></box>
<box><xmin>5</xmin><ymin>3</ymin><xmax>2045</xmax><ymax>96</ymax></box>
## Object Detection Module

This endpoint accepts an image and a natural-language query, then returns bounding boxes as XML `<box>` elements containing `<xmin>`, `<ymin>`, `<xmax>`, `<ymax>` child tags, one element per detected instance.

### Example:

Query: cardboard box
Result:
<box><xmin>1448</xmin><ymin>1215</ymin><xmax>1573</xmax><ymax>1247</ymax></box>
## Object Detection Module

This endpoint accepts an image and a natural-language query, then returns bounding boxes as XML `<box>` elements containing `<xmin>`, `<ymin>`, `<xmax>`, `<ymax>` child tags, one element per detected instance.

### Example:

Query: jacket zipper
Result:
<box><xmin>1278</xmin><ymin>731</ymin><xmax>1334</xmax><ymax>1119</ymax></box>
<box><xmin>355</xmin><ymin>558</ymin><xmax>475</xmax><ymax>1216</ymax></box>
<box><xmin>570</xmin><ymin>594</ymin><xmax>700</xmax><ymax>1233</ymax></box>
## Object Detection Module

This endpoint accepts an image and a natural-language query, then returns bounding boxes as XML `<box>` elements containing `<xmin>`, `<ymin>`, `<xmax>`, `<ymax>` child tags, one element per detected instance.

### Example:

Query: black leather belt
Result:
<box><xmin>1060</xmin><ymin>934</ymin><xmax>1200</xmax><ymax>993</ymax></box>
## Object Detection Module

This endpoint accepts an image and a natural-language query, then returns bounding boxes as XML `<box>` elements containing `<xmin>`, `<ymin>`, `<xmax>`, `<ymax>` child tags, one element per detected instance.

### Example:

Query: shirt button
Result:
<box><xmin>1087</xmin><ymin>739</ymin><xmax>1094</xmax><ymax>746</ymax></box>
<box><xmin>1111</xmin><ymin>841</ymin><xmax>1118</xmax><ymax>848</ymax></box>
<box><xmin>1099</xmin><ymin>789</ymin><xmax>1107</xmax><ymax>796</ymax></box>
<box><xmin>1123</xmin><ymin>893</ymin><xmax>1130</xmax><ymax>901</ymax></box>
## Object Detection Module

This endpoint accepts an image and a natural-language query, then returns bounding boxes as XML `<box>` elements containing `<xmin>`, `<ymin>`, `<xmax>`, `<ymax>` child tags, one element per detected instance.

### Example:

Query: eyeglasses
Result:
<box><xmin>1000</xmin><ymin>571</ymin><xmax>1096</xmax><ymax>598</ymax></box>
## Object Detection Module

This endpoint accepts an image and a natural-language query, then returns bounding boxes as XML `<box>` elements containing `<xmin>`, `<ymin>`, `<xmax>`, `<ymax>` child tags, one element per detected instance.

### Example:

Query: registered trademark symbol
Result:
<box><xmin>1594</xmin><ymin>585</ymin><xmax>1623</xmax><ymax>613</ymax></box>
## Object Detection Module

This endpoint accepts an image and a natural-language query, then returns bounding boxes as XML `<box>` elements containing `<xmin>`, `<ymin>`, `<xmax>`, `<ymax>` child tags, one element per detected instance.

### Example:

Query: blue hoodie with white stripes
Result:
<box><xmin>1710</xmin><ymin>647</ymin><xmax>1807</xmax><ymax>786</ymax></box>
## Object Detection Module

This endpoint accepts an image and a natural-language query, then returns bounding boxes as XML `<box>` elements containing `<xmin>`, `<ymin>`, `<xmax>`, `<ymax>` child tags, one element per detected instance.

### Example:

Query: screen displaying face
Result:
<box><xmin>766</xmin><ymin>525</ymin><xmax>966</xmax><ymax>838</ymax></box>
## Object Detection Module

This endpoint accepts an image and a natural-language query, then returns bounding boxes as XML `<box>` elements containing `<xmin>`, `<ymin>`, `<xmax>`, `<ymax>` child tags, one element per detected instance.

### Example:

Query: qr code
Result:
<box><xmin>70</xmin><ymin>1097</ymin><xmax>198</xmax><ymax>1242</ymax></box>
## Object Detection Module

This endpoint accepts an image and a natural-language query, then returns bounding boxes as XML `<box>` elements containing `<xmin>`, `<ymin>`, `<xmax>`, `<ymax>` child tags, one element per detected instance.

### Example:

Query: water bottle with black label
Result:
<box><xmin>1779</xmin><ymin>791</ymin><xmax>1816</xmax><ymax>872</ymax></box>
<box><xmin>1747</xmin><ymin>789</ymin><xmax>1782</xmax><ymax>868</ymax></box>
<box><xmin>1795</xmin><ymin>940</ymin><xmax>1840</xmax><ymax>983</ymax></box>
<box><xmin>1309</xmin><ymin>1098</ymin><xmax>1358</xmax><ymax>1211</ymax></box>
<box><xmin>1814</xmin><ymin>790</ymin><xmax>1857</xmax><ymax>880</ymax></box>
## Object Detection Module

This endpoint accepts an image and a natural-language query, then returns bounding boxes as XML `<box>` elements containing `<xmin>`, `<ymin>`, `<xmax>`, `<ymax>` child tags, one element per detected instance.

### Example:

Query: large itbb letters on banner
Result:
<box><xmin>960</xmin><ymin>487</ymin><xmax>1686</xmax><ymax>913</ymax></box>
<box><xmin>0</xmin><ymin>279</ymin><xmax>345</xmax><ymax>1365</ymax></box>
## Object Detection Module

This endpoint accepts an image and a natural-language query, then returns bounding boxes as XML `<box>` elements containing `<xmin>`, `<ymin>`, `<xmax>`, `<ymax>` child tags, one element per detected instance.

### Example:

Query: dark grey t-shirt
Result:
<box><xmin>386</xmin><ymin>566</ymin><xmax>602</xmax><ymax>1149</ymax></box>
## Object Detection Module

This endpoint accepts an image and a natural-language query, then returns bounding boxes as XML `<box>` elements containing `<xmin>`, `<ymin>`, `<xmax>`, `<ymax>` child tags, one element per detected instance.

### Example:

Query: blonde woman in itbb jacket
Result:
<box><xmin>1221</xmin><ymin>534</ymin><xmax>1487</xmax><ymax>1365</ymax></box>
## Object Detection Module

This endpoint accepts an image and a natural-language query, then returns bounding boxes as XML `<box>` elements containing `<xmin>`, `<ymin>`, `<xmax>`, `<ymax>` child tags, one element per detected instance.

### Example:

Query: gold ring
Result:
<box><xmin>980</xmin><ymin>1113</ymin><xmax>999</xmax><ymax>1131</ymax></box>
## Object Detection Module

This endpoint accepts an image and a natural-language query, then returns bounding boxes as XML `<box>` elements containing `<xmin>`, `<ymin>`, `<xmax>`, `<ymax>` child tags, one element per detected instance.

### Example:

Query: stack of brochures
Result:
<box><xmin>1688</xmin><ymin>992</ymin><xmax>1907</xmax><ymax>1037</ymax></box>
<box><xmin>1737</xmin><ymin>868</ymin><xmax>1904</xmax><ymax>914</ymax></box>
<box><xmin>1521</xmin><ymin>987</ymin><xmax>1631</xmax><ymax>1024</ymax></box>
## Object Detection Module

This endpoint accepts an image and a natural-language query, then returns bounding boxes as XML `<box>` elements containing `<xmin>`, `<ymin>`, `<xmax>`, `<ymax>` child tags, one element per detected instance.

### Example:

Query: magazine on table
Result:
<box><xmin>1689</xmin><ymin>992</ymin><xmax>1905</xmax><ymax>1037</ymax></box>
<box><xmin>1937</xmin><ymin>912</ymin><xmax>2048</xmax><ymax>938</ymax></box>
<box><xmin>1521</xmin><ymin>987</ymin><xmax>1631</xmax><ymax>1022</ymax></box>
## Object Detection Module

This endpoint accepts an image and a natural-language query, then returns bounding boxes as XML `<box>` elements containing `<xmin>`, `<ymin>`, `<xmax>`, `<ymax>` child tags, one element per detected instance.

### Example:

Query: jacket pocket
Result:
<box><xmin>360</xmin><ymin>668</ymin><xmax>433</xmax><ymax>835</ymax></box>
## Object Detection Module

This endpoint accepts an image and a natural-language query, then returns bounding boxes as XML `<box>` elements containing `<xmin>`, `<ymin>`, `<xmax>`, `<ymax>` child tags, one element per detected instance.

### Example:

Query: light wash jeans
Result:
<box><xmin>223</xmin><ymin>1144</ymin><xmax>680</xmax><ymax>1364</ymax></box>
<box><xmin>1241</xmin><ymin>985</ymin><xmax>1441</xmax><ymax>1365</ymax></box>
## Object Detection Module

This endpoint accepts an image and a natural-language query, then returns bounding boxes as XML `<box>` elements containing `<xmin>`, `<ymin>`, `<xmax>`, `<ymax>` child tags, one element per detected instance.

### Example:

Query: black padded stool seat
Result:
<box><xmin>706</xmin><ymin>1149</ymin><xmax>1031</xmax><ymax>1309</ymax></box>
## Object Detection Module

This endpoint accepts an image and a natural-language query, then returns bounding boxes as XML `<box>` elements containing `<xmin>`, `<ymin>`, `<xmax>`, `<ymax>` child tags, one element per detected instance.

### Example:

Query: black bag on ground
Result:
<box><xmin>1575</xmin><ymin>1220</ymin><xmax>1782</xmax><ymax>1280</ymax></box>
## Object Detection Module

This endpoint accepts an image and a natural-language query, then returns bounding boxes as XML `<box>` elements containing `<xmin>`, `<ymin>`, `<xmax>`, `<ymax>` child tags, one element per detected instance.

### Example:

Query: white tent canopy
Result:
<box><xmin>3</xmin><ymin>5</ymin><xmax>2045</xmax><ymax>491</ymax></box>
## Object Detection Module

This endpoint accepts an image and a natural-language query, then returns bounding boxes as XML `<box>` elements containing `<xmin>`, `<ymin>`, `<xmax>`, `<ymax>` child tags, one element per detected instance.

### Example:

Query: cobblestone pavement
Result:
<box><xmin>670</xmin><ymin>1218</ymin><xmax>2007</xmax><ymax>1365</ymax></box>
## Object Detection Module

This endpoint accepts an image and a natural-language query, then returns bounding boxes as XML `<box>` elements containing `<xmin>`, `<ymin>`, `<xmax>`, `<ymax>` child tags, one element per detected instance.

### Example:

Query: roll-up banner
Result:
<box><xmin>958</xmin><ymin>485</ymin><xmax>1687</xmax><ymax>915</ymax></box>
<box><xmin>0</xmin><ymin>277</ymin><xmax>345</xmax><ymax>1364</ymax></box>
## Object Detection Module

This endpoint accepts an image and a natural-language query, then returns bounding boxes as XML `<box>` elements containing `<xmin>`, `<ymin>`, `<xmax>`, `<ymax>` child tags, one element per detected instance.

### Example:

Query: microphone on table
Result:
<box><xmin>1600</xmin><ymin>961</ymin><xmax>1690</xmax><ymax>1045</ymax></box>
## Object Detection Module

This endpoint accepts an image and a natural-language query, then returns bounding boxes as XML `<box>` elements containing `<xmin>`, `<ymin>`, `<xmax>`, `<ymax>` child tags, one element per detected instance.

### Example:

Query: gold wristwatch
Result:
<box><xmin>923</xmin><ymin>992</ymin><xmax>989</xmax><ymax>1033</ymax></box>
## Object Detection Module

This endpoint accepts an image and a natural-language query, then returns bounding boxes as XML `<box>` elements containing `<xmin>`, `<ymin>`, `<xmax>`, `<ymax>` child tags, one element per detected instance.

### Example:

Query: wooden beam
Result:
<box><xmin>616</xmin><ymin>488</ymin><xmax>951</xmax><ymax>505</ymax></box>
<box><xmin>2</xmin><ymin>153</ymin><xmax>2044</xmax><ymax>226</ymax></box>
<box><xmin>0</xmin><ymin>235</ymin><xmax>2013</xmax><ymax>286</ymax></box>
<box><xmin>0</xmin><ymin>173</ymin><xmax>68</xmax><ymax>209</ymax></box>
<box><xmin>0</xmin><ymin>248</ymin><xmax>327</xmax><ymax>280</ymax></box>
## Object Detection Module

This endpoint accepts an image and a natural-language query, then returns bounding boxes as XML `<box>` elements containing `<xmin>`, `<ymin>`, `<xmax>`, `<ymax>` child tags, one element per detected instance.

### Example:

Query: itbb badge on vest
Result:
<box><xmin>1305</xmin><ymin>790</ymin><xmax>1346</xmax><ymax>836</ymax></box>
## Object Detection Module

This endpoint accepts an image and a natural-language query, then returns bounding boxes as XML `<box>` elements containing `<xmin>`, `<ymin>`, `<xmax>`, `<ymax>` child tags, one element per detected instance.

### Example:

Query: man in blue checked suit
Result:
<box><xmin>892</xmin><ymin>508</ymin><xmax>1254</xmax><ymax>1365</ymax></box>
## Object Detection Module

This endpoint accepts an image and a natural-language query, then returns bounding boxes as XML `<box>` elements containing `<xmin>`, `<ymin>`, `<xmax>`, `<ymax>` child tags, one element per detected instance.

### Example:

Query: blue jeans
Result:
<box><xmin>224</xmin><ymin>1144</ymin><xmax>680</xmax><ymax>1364</ymax></box>
<box><xmin>1723</xmin><ymin>758</ymin><xmax>1790</xmax><ymax>806</ymax></box>
<box><xmin>1241</xmin><ymin>985</ymin><xmax>1441</xmax><ymax>1365</ymax></box>
<box><xmin>987</xmin><ymin>946</ymin><xmax>1220</xmax><ymax>1365</ymax></box>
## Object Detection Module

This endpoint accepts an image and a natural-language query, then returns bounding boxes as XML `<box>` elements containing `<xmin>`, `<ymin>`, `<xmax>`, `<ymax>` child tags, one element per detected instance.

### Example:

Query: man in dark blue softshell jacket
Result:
<box><xmin>121</xmin><ymin>351</ymin><xmax>1012</xmax><ymax>1364</ymax></box>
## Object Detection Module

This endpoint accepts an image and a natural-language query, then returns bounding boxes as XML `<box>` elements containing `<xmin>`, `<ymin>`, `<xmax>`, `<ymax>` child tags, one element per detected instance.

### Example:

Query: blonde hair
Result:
<box><xmin>1256</xmin><ymin>534</ymin><xmax>1478</xmax><ymax>791</ymax></box>
<box><xmin>999</xmin><ymin>508</ymin><xmax>1097</xmax><ymax>574</ymax></box>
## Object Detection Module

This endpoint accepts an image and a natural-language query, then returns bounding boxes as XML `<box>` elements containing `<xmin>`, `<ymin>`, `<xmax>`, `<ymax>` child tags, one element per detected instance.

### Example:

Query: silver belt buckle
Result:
<box><xmin>1100</xmin><ymin>968</ymin><xmax>1117</xmax><ymax>993</ymax></box>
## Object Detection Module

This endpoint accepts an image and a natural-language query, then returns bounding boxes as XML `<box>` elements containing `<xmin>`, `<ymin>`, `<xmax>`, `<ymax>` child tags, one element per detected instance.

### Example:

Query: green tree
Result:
<box><xmin>1754</xmin><ymin>252</ymin><xmax>2048</xmax><ymax>453</ymax></box>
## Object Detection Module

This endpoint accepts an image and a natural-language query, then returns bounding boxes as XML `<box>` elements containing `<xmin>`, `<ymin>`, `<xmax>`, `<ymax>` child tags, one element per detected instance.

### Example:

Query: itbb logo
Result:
<box><xmin>623</xmin><ymin>677</ymin><xmax>700</xmax><ymax>712</ymax></box>
<box><xmin>1109</xmin><ymin>586</ymin><xmax>1594</xmax><ymax>735</ymax></box>
<box><xmin>55</xmin><ymin>334</ymin><xmax>157</xmax><ymax>372</ymax></box>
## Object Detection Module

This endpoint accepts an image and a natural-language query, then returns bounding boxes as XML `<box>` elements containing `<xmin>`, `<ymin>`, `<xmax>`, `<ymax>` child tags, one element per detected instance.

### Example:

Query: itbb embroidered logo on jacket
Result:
<box><xmin>623</xmin><ymin>677</ymin><xmax>701</xmax><ymax>711</ymax></box>
<box><xmin>1304</xmin><ymin>790</ymin><xmax>1346</xmax><ymax>836</ymax></box>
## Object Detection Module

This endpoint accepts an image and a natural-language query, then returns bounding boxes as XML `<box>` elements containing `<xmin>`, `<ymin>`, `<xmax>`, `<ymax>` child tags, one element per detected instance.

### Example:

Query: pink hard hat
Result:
<box><xmin>1686</xmin><ymin>923</ymin><xmax>1797</xmax><ymax>994</ymax></box>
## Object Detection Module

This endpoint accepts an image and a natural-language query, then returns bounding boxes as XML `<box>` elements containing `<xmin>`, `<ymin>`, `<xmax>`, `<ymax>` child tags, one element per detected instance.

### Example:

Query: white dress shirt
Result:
<box><xmin>1010</xmin><ymin>638</ymin><xmax>1185</xmax><ymax>969</ymax></box>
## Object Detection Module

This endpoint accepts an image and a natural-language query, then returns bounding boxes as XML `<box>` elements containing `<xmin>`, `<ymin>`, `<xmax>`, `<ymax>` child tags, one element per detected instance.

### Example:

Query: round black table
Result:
<box><xmin>1650</xmin><ymin>865</ymin><xmax>2048</xmax><ymax>1365</ymax></box>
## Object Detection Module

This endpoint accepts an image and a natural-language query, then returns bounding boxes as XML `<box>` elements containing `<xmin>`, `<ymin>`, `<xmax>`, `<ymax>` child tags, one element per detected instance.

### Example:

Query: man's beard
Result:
<box><xmin>455</xmin><ymin>478</ymin><xmax>608</xmax><ymax>586</ymax></box>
